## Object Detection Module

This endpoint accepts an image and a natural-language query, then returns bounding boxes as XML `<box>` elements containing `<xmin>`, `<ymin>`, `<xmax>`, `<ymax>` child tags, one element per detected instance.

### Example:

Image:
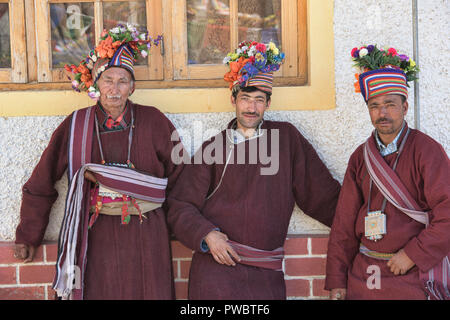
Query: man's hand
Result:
<box><xmin>330</xmin><ymin>288</ymin><xmax>346</xmax><ymax>300</ymax></box>
<box><xmin>204</xmin><ymin>231</ymin><xmax>241</xmax><ymax>266</ymax></box>
<box><xmin>14</xmin><ymin>244</ymin><xmax>36</xmax><ymax>263</ymax></box>
<box><xmin>387</xmin><ymin>249</ymin><xmax>415</xmax><ymax>275</ymax></box>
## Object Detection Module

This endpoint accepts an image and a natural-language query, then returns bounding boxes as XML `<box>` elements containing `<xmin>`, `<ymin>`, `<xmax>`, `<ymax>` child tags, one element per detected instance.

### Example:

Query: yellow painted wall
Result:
<box><xmin>0</xmin><ymin>0</ymin><xmax>335</xmax><ymax>117</ymax></box>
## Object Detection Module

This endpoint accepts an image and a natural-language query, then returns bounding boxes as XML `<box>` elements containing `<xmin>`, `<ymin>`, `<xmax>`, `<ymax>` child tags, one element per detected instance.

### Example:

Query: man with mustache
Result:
<box><xmin>167</xmin><ymin>41</ymin><xmax>341</xmax><ymax>299</ymax></box>
<box><xmin>325</xmin><ymin>45</ymin><xmax>450</xmax><ymax>300</ymax></box>
<box><xmin>14</xmin><ymin>25</ymin><xmax>184</xmax><ymax>299</ymax></box>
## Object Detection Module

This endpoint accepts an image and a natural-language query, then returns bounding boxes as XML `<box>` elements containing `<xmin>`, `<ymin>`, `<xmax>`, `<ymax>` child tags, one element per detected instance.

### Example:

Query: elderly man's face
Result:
<box><xmin>97</xmin><ymin>67</ymin><xmax>135</xmax><ymax>112</ymax></box>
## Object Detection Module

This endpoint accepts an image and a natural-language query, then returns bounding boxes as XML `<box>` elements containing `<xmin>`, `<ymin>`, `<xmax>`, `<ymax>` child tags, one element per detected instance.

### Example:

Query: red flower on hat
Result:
<box><xmin>64</xmin><ymin>64</ymin><xmax>79</xmax><ymax>74</ymax></box>
<box><xmin>81</xmin><ymin>75</ymin><xmax>93</xmax><ymax>89</ymax></box>
<box><xmin>354</xmin><ymin>73</ymin><xmax>361</xmax><ymax>93</ymax></box>
<box><xmin>77</xmin><ymin>64</ymin><xmax>89</xmax><ymax>74</ymax></box>
<box><xmin>387</xmin><ymin>47</ymin><xmax>397</xmax><ymax>56</ymax></box>
<box><xmin>224</xmin><ymin>56</ymin><xmax>249</xmax><ymax>89</ymax></box>
<box><xmin>96</xmin><ymin>36</ymin><xmax>122</xmax><ymax>59</ymax></box>
<box><xmin>76</xmin><ymin>63</ymin><xmax>93</xmax><ymax>89</ymax></box>
<box><xmin>256</xmin><ymin>43</ymin><xmax>267</xmax><ymax>53</ymax></box>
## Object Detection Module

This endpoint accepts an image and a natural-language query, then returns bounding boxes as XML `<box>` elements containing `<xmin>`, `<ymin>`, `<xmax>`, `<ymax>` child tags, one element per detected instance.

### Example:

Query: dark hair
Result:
<box><xmin>400</xmin><ymin>95</ymin><xmax>406</xmax><ymax>104</ymax></box>
<box><xmin>232</xmin><ymin>86</ymin><xmax>272</xmax><ymax>102</ymax></box>
<box><xmin>366</xmin><ymin>94</ymin><xmax>407</xmax><ymax>105</ymax></box>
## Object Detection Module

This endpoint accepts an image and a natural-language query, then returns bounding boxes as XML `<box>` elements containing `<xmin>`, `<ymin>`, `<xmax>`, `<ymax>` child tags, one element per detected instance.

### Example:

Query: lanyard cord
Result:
<box><xmin>367</xmin><ymin>128</ymin><xmax>410</xmax><ymax>213</ymax></box>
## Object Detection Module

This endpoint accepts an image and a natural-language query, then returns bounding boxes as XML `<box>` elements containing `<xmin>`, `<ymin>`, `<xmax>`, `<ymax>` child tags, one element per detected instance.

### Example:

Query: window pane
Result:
<box><xmin>0</xmin><ymin>4</ymin><xmax>11</xmax><ymax>68</ymax></box>
<box><xmin>50</xmin><ymin>3</ymin><xmax>95</xmax><ymax>68</ymax></box>
<box><xmin>187</xmin><ymin>0</ymin><xmax>230</xmax><ymax>65</ymax></box>
<box><xmin>103</xmin><ymin>1</ymin><xmax>147</xmax><ymax>65</ymax></box>
<box><xmin>238</xmin><ymin>0</ymin><xmax>281</xmax><ymax>48</ymax></box>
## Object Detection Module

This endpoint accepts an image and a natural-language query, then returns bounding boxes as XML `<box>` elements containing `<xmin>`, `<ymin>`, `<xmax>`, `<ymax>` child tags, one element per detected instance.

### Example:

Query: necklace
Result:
<box><xmin>94</xmin><ymin>104</ymin><xmax>135</xmax><ymax>169</ymax></box>
<box><xmin>90</xmin><ymin>105</ymin><xmax>143</xmax><ymax>226</ymax></box>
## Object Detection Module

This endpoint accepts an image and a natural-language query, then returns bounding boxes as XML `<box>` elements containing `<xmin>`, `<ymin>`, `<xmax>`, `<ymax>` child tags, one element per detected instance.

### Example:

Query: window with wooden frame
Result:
<box><xmin>2</xmin><ymin>0</ymin><xmax>336</xmax><ymax>116</ymax></box>
<box><xmin>34</xmin><ymin>0</ymin><xmax>163</xmax><ymax>84</ymax></box>
<box><xmin>0</xmin><ymin>0</ymin><xmax>27</xmax><ymax>83</ymax></box>
<box><xmin>171</xmin><ymin>0</ymin><xmax>307</xmax><ymax>87</ymax></box>
<box><xmin>5</xmin><ymin>0</ymin><xmax>306</xmax><ymax>87</ymax></box>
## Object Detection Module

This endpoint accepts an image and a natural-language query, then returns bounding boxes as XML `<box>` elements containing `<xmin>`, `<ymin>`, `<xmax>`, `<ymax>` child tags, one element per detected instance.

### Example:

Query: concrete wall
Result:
<box><xmin>0</xmin><ymin>0</ymin><xmax>449</xmax><ymax>242</ymax></box>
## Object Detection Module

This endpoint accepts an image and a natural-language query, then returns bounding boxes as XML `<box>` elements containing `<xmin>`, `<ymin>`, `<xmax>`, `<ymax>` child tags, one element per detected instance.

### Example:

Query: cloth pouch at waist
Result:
<box><xmin>90</xmin><ymin>185</ymin><xmax>162</xmax><ymax>215</ymax></box>
<box><xmin>90</xmin><ymin>199</ymin><xmax>162</xmax><ymax>215</ymax></box>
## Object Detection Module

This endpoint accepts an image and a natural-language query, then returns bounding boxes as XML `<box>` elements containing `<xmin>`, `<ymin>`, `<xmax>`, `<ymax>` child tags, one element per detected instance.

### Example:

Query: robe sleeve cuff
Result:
<box><xmin>199</xmin><ymin>228</ymin><xmax>220</xmax><ymax>252</ymax></box>
<box><xmin>324</xmin><ymin>275</ymin><xmax>347</xmax><ymax>291</ymax></box>
<box><xmin>403</xmin><ymin>238</ymin><xmax>438</xmax><ymax>272</ymax></box>
<box><xmin>15</xmin><ymin>227</ymin><xmax>43</xmax><ymax>248</ymax></box>
<box><xmin>200</xmin><ymin>239</ymin><xmax>209</xmax><ymax>252</ymax></box>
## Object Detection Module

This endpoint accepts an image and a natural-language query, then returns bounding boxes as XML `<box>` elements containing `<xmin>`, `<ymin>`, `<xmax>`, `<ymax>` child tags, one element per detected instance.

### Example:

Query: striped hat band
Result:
<box><xmin>110</xmin><ymin>44</ymin><xmax>135</xmax><ymax>74</ymax></box>
<box><xmin>93</xmin><ymin>44</ymin><xmax>136</xmax><ymax>83</ymax></box>
<box><xmin>359</xmin><ymin>68</ymin><xmax>408</xmax><ymax>102</ymax></box>
<box><xmin>245</xmin><ymin>72</ymin><xmax>274</xmax><ymax>93</ymax></box>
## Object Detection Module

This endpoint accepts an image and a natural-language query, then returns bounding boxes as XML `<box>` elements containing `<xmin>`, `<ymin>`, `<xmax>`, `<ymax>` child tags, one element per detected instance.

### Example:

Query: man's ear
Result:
<box><xmin>230</xmin><ymin>94</ymin><xmax>237</xmax><ymax>107</ymax></box>
<box><xmin>129</xmin><ymin>80</ymin><xmax>136</xmax><ymax>96</ymax></box>
<box><xmin>402</xmin><ymin>99</ymin><xmax>409</xmax><ymax>115</ymax></box>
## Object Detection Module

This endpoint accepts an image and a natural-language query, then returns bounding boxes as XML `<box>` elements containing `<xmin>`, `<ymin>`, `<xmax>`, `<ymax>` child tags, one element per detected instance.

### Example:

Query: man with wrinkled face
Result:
<box><xmin>14</xmin><ymin>26</ymin><xmax>185</xmax><ymax>300</ymax></box>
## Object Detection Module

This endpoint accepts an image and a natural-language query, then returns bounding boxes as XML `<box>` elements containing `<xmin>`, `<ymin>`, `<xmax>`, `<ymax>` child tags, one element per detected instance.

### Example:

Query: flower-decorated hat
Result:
<box><xmin>223</xmin><ymin>41</ymin><xmax>285</xmax><ymax>94</ymax></box>
<box><xmin>351</xmin><ymin>44</ymin><xmax>419</xmax><ymax>102</ymax></box>
<box><xmin>65</xmin><ymin>24</ymin><xmax>162</xmax><ymax>99</ymax></box>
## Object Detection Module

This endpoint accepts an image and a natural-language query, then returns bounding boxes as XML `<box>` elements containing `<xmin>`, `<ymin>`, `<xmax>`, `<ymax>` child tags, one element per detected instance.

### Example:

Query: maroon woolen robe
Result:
<box><xmin>167</xmin><ymin>119</ymin><xmax>341</xmax><ymax>300</ymax></box>
<box><xmin>16</xmin><ymin>101</ymin><xmax>184</xmax><ymax>299</ymax></box>
<box><xmin>325</xmin><ymin>125</ymin><xmax>450</xmax><ymax>299</ymax></box>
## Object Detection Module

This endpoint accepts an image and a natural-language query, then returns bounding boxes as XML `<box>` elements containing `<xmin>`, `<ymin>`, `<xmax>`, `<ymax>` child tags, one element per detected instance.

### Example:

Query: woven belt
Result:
<box><xmin>359</xmin><ymin>243</ymin><xmax>395</xmax><ymax>261</ymax></box>
<box><xmin>227</xmin><ymin>240</ymin><xmax>284</xmax><ymax>271</ymax></box>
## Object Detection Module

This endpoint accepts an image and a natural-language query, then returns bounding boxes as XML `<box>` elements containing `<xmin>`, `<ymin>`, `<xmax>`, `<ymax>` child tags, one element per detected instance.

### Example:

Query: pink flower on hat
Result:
<box><xmin>256</xmin><ymin>43</ymin><xmax>267</xmax><ymax>53</ymax></box>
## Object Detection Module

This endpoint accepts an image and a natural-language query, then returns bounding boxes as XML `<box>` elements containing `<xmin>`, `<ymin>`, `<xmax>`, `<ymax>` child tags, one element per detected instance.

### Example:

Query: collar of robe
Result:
<box><xmin>97</xmin><ymin>100</ymin><xmax>132</xmax><ymax>132</ymax></box>
<box><xmin>94</xmin><ymin>101</ymin><xmax>135</xmax><ymax>168</ymax></box>
<box><xmin>375</xmin><ymin>121</ymin><xmax>406</xmax><ymax>156</ymax></box>
<box><xmin>226</xmin><ymin>118</ymin><xmax>265</xmax><ymax>145</ymax></box>
<box><xmin>373</xmin><ymin>121</ymin><xmax>409</xmax><ymax>157</ymax></box>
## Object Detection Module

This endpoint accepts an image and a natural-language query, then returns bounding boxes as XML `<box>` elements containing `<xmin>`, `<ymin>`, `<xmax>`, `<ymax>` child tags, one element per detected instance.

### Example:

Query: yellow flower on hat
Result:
<box><xmin>268</xmin><ymin>42</ymin><xmax>279</xmax><ymax>55</ymax></box>
<box><xmin>409</xmin><ymin>59</ymin><xmax>416</xmax><ymax>67</ymax></box>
